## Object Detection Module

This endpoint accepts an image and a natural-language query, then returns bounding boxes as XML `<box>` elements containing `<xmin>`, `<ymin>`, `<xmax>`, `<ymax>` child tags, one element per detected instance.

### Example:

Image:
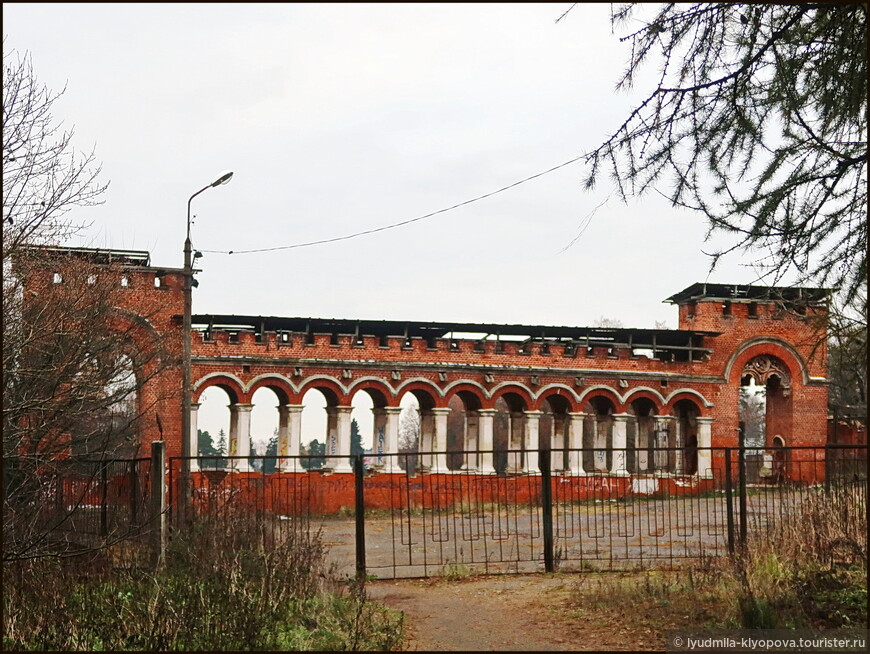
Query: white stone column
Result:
<box><xmin>383</xmin><ymin>406</ymin><xmax>403</xmax><ymax>472</ymax></box>
<box><xmin>696</xmin><ymin>416</ymin><xmax>714</xmax><ymax>478</ymax></box>
<box><xmin>568</xmin><ymin>412</ymin><xmax>587</xmax><ymax>475</ymax></box>
<box><xmin>524</xmin><ymin>410</ymin><xmax>543</xmax><ymax>473</ymax></box>
<box><xmin>332</xmin><ymin>406</ymin><xmax>354</xmax><ymax>473</ymax></box>
<box><xmin>464</xmin><ymin>410</ymin><xmax>480</xmax><ymax>471</ymax></box>
<box><xmin>432</xmin><ymin>407</ymin><xmax>451</xmax><ymax>472</ymax></box>
<box><xmin>278</xmin><ymin>404</ymin><xmax>303</xmax><ymax>471</ymax></box>
<box><xmin>189</xmin><ymin>402</ymin><xmax>200</xmax><ymax>472</ymax></box>
<box><xmin>654</xmin><ymin>415</ymin><xmax>673</xmax><ymax>472</ymax></box>
<box><xmin>477</xmin><ymin>408</ymin><xmax>496</xmax><ymax>474</ymax></box>
<box><xmin>324</xmin><ymin>406</ymin><xmax>339</xmax><ymax>469</ymax></box>
<box><xmin>611</xmin><ymin>414</ymin><xmax>629</xmax><ymax>475</ymax></box>
<box><xmin>229</xmin><ymin>403</ymin><xmax>252</xmax><ymax>472</ymax></box>
<box><xmin>507</xmin><ymin>411</ymin><xmax>526</xmax><ymax>473</ymax></box>
<box><xmin>419</xmin><ymin>409</ymin><xmax>435</xmax><ymax>470</ymax></box>
<box><xmin>371</xmin><ymin>407</ymin><xmax>387</xmax><ymax>468</ymax></box>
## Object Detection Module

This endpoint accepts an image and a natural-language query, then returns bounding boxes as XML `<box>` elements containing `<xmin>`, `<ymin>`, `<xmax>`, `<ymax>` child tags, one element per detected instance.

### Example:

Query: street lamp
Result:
<box><xmin>180</xmin><ymin>171</ymin><xmax>233</xmax><ymax>523</ymax></box>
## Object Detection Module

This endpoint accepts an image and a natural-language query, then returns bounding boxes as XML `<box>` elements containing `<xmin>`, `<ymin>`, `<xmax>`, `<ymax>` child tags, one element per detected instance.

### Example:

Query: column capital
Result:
<box><xmin>191</xmin><ymin>402</ymin><xmax>201</xmax><ymax>410</ymax></box>
<box><xmin>430</xmin><ymin>407</ymin><xmax>452</xmax><ymax>415</ymax></box>
<box><xmin>654</xmin><ymin>414</ymin><xmax>674</xmax><ymax>421</ymax></box>
<box><xmin>524</xmin><ymin>410</ymin><xmax>544</xmax><ymax>418</ymax></box>
<box><xmin>568</xmin><ymin>411</ymin><xmax>587</xmax><ymax>419</ymax></box>
<box><xmin>233</xmin><ymin>403</ymin><xmax>254</xmax><ymax>412</ymax></box>
<box><xmin>696</xmin><ymin>416</ymin><xmax>714</xmax><ymax>424</ymax></box>
<box><xmin>283</xmin><ymin>404</ymin><xmax>306</xmax><ymax>413</ymax></box>
<box><xmin>382</xmin><ymin>406</ymin><xmax>404</xmax><ymax>415</ymax></box>
<box><xmin>477</xmin><ymin>408</ymin><xmax>497</xmax><ymax>416</ymax></box>
<box><xmin>612</xmin><ymin>413</ymin><xmax>632</xmax><ymax>422</ymax></box>
<box><xmin>334</xmin><ymin>405</ymin><xmax>354</xmax><ymax>414</ymax></box>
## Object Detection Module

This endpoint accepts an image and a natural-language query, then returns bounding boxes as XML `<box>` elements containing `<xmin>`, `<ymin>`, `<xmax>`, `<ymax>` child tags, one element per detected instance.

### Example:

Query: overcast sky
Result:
<box><xmin>5</xmin><ymin>3</ymin><xmax>782</xmax><ymax>447</ymax></box>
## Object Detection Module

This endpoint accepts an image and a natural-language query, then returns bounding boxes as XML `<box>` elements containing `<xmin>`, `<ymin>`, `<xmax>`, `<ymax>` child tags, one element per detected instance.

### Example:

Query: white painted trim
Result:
<box><xmin>395</xmin><ymin>377</ymin><xmax>445</xmax><ymax>398</ymax></box>
<box><xmin>193</xmin><ymin>371</ymin><xmax>246</xmax><ymax>396</ymax></box>
<box><xmin>576</xmin><ymin>384</ymin><xmax>621</xmax><ymax>406</ymax></box>
<box><xmin>442</xmin><ymin>379</ymin><xmax>490</xmax><ymax>398</ymax></box>
<box><xmin>297</xmin><ymin>374</ymin><xmax>348</xmax><ymax>395</ymax></box>
<box><xmin>244</xmin><ymin>373</ymin><xmax>297</xmax><ymax>395</ymax></box>
<box><xmin>346</xmin><ymin>376</ymin><xmax>396</xmax><ymax>398</ymax></box>
<box><xmin>665</xmin><ymin>387</ymin><xmax>714</xmax><ymax>408</ymax></box>
<box><xmin>534</xmin><ymin>383</ymin><xmax>581</xmax><ymax>404</ymax></box>
<box><xmin>622</xmin><ymin>386</ymin><xmax>668</xmax><ymax>407</ymax></box>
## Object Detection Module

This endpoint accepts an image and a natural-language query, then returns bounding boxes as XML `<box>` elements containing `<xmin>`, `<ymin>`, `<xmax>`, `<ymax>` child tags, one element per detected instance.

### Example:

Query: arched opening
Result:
<box><xmin>68</xmin><ymin>353</ymin><xmax>140</xmax><ymax>461</ymax></box>
<box><xmin>582</xmin><ymin>396</ymin><xmax>615</xmax><ymax>473</ymax></box>
<box><xmin>397</xmin><ymin>387</ymin><xmax>438</xmax><ymax>472</ymax></box>
<box><xmin>398</xmin><ymin>393</ymin><xmax>421</xmax><ymax>473</ymax></box>
<box><xmin>493</xmin><ymin>392</ymin><xmax>527</xmax><ymax>474</ymax></box>
<box><xmin>629</xmin><ymin>398</ymin><xmax>658</xmax><ymax>474</ymax></box>
<box><xmin>250</xmin><ymin>387</ymin><xmax>283</xmax><ymax>472</ymax></box>
<box><xmin>197</xmin><ymin>385</ymin><xmax>233</xmax><ymax>468</ymax></box>
<box><xmin>771</xmin><ymin>435</ymin><xmax>786</xmax><ymax>482</ymax></box>
<box><xmin>539</xmin><ymin>394</ymin><xmax>571</xmax><ymax>472</ymax></box>
<box><xmin>673</xmin><ymin>399</ymin><xmax>700</xmax><ymax>475</ymax></box>
<box><xmin>740</xmin><ymin>354</ymin><xmax>793</xmax><ymax>481</ymax></box>
<box><xmin>446</xmin><ymin>390</ymin><xmax>483</xmax><ymax>471</ymax></box>
<box><xmin>350</xmin><ymin>390</ymin><xmax>375</xmax><ymax>460</ymax></box>
<box><xmin>300</xmin><ymin>388</ymin><xmax>337</xmax><ymax>470</ymax></box>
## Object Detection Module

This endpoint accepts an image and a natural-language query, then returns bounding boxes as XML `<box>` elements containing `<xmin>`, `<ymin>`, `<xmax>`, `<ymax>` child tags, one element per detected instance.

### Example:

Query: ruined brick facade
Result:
<box><xmin>32</xmin><ymin>249</ymin><xmax>832</xmax><ymax>483</ymax></box>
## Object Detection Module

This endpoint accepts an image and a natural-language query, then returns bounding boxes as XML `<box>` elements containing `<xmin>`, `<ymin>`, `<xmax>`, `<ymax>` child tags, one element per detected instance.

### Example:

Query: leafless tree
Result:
<box><xmin>2</xmin><ymin>49</ymin><xmax>166</xmax><ymax>561</ymax></box>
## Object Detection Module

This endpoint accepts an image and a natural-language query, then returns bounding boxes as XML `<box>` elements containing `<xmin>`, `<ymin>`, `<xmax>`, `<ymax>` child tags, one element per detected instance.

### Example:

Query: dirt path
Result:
<box><xmin>366</xmin><ymin>573</ymin><xmax>645</xmax><ymax>652</ymax></box>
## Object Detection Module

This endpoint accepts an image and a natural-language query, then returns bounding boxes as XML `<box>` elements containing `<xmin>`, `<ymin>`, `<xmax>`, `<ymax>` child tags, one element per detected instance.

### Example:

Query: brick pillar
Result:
<box><xmin>611</xmin><ymin>414</ymin><xmax>629</xmax><ymax>475</ymax></box>
<box><xmin>697</xmin><ymin>416</ymin><xmax>713</xmax><ymax>478</ymax></box>
<box><xmin>383</xmin><ymin>406</ymin><xmax>402</xmax><ymax>472</ymax></box>
<box><xmin>189</xmin><ymin>402</ymin><xmax>200</xmax><ymax>472</ymax></box>
<box><xmin>229</xmin><ymin>403</ymin><xmax>252</xmax><ymax>472</ymax></box>
<box><xmin>478</xmin><ymin>408</ymin><xmax>496</xmax><ymax>474</ymax></box>
<box><xmin>524</xmin><ymin>410</ymin><xmax>542</xmax><ymax>473</ymax></box>
<box><xmin>568</xmin><ymin>412</ymin><xmax>586</xmax><ymax>475</ymax></box>
<box><xmin>507</xmin><ymin>411</ymin><xmax>526</xmax><ymax>473</ymax></box>
<box><xmin>432</xmin><ymin>407</ymin><xmax>451</xmax><ymax>472</ymax></box>
<box><xmin>331</xmin><ymin>406</ymin><xmax>354</xmax><ymax>473</ymax></box>
<box><xmin>277</xmin><ymin>404</ymin><xmax>303</xmax><ymax>471</ymax></box>
<box><xmin>464</xmin><ymin>410</ymin><xmax>480</xmax><ymax>471</ymax></box>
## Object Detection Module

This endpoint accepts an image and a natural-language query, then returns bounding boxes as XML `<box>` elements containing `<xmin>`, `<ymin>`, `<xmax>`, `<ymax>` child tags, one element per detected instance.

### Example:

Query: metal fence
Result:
<box><xmin>166</xmin><ymin>444</ymin><xmax>866</xmax><ymax>579</ymax></box>
<box><xmin>3</xmin><ymin>456</ymin><xmax>156</xmax><ymax>565</ymax></box>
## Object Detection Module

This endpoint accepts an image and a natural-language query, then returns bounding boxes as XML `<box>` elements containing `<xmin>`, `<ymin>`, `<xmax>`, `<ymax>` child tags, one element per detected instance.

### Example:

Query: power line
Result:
<box><xmin>199</xmin><ymin>154</ymin><xmax>587</xmax><ymax>256</ymax></box>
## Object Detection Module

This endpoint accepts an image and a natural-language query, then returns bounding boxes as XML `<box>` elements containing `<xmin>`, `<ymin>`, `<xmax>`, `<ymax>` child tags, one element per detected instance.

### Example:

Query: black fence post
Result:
<box><xmin>354</xmin><ymin>454</ymin><xmax>366</xmax><ymax>582</ymax></box>
<box><xmin>100</xmin><ymin>463</ymin><xmax>109</xmax><ymax>537</ymax></box>
<box><xmin>150</xmin><ymin>441</ymin><xmax>167</xmax><ymax>569</ymax></box>
<box><xmin>824</xmin><ymin>444</ymin><xmax>832</xmax><ymax>493</ymax></box>
<box><xmin>737</xmin><ymin>431</ymin><xmax>747</xmax><ymax>550</ymax></box>
<box><xmin>724</xmin><ymin>448</ymin><xmax>735</xmax><ymax>554</ymax></box>
<box><xmin>130</xmin><ymin>459</ymin><xmax>139</xmax><ymax>527</ymax></box>
<box><xmin>540</xmin><ymin>449</ymin><xmax>554</xmax><ymax>573</ymax></box>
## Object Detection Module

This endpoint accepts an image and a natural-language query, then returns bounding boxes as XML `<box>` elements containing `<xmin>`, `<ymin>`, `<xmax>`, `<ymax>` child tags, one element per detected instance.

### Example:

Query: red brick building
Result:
<box><xmin>31</xmin><ymin>248</ymin><xmax>832</xmax><ymax>482</ymax></box>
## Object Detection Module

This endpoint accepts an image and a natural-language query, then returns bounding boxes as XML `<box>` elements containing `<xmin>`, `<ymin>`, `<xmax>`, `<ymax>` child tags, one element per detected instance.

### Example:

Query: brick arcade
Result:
<box><xmin>35</xmin><ymin>247</ymin><xmax>833</xmax><ymax>488</ymax></box>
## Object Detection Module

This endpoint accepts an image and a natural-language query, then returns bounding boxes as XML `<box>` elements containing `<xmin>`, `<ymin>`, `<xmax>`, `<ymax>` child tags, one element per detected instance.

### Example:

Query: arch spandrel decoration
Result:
<box><xmin>742</xmin><ymin>355</ymin><xmax>792</xmax><ymax>396</ymax></box>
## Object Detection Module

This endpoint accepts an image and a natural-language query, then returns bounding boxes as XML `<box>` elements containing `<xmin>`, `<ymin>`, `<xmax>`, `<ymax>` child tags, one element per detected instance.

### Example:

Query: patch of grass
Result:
<box><xmin>564</xmin><ymin>484</ymin><xmax>867</xmax><ymax>637</ymax></box>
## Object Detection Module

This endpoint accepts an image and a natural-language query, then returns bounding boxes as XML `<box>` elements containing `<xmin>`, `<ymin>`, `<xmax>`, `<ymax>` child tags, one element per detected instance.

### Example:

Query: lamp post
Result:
<box><xmin>180</xmin><ymin>171</ymin><xmax>233</xmax><ymax>524</ymax></box>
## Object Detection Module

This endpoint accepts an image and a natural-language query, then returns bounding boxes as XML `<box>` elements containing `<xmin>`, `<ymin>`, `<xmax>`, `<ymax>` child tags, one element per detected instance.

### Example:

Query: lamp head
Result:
<box><xmin>211</xmin><ymin>171</ymin><xmax>234</xmax><ymax>187</ymax></box>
